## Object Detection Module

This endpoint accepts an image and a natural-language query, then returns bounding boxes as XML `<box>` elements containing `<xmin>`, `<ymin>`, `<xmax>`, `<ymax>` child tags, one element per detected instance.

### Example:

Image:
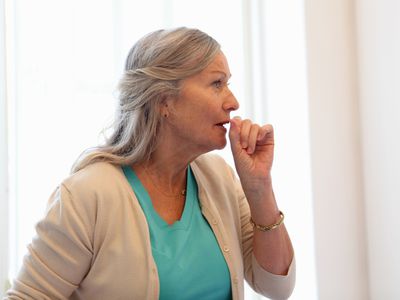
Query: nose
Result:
<box><xmin>222</xmin><ymin>90</ymin><xmax>239</xmax><ymax>112</ymax></box>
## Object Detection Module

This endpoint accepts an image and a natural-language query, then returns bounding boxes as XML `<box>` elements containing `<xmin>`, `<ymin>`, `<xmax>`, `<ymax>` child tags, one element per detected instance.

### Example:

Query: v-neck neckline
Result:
<box><xmin>123</xmin><ymin>165</ymin><xmax>195</xmax><ymax>230</ymax></box>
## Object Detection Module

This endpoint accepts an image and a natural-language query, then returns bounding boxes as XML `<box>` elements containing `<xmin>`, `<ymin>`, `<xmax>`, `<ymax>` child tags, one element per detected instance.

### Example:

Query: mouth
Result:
<box><xmin>215</xmin><ymin>121</ymin><xmax>229</xmax><ymax>130</ymax></box>
<box><xmin>215</xmin><ymin>121</ymin><xmax>229</xmax><ymax>132</ymax></box>
<box><xmin>215</xmin><ymin>121</ymin><xmax>229</xmax><ymax>134</ymax></box>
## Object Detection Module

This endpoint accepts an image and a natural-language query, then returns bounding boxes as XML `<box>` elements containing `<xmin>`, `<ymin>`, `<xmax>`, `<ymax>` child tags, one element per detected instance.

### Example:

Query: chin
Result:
<box><xmin>215</xmin><ymin>138</ymin><xmax>227</xmax><ymax>150</ymax></box>
<box><xmin>200</xmin><ymin>136</ymin><xmax>227</xmax><ymax>153</ymax></box>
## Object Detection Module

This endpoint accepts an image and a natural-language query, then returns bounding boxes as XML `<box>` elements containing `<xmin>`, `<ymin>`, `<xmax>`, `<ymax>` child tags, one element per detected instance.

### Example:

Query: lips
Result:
<box><xmin>215</xmin><ymin>121</ymin><xmax>229</xmax><ymax>129</ymax></box>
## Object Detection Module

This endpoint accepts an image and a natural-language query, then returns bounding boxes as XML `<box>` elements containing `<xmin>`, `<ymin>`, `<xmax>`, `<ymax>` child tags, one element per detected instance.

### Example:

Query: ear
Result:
<box><xmin>160</xmin><ymin>95</ymin><xmax>174</xmax><ymax>118</ymax></box>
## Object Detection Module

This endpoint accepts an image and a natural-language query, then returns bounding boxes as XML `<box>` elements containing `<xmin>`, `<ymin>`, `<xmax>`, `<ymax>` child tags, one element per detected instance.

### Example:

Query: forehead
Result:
<box><xmin>202</xmin><ymin>52</ymin><xmax>230</xmax><ymax>75</ymax></box>
<box><xmin>180</xmin><ymin>52</ymin><xmax>231</xmax><ymax>87</ymax></box>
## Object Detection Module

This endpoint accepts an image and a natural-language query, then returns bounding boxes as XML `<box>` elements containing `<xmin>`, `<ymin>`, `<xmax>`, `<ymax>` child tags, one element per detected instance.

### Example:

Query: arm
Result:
<box><xmin>229</xmin><ymin>117</ymin><xmax>295</xmax><ymax>298</ymax></box>
<box><xmin>249</xmin><ymin>179</ymin><xmax>293</xmax><ymax>275</ymax></box>
<box><xmin>5</xmin><ymin>184</ymin><xmax>94</xmax><ymax>299</ymax></box>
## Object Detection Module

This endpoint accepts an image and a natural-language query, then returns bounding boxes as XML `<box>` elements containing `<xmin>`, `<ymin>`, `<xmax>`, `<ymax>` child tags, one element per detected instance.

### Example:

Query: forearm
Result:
<box><xmin>247</xmin><ymin>182</ymin><xmax>294</xmax><ymax>275</ymax></box>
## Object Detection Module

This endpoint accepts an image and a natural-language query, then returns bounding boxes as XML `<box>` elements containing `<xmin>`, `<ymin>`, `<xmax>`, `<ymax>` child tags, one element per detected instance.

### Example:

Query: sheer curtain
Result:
<box><xmin>3</xmin><ymin>0</ymin><xmax>316</xmax><ymax>298</ymax></box>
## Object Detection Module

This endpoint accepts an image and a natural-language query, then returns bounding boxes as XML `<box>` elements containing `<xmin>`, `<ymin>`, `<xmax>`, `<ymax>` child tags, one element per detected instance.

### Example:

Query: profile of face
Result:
<box><xmin>163</xmin><ymin>51</ymin><xmax>239</xmax><ymax>155</ymax></box>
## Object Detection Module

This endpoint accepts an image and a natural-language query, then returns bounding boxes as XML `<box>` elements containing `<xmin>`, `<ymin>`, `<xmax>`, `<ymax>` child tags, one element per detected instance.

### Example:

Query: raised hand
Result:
<box><xmin>228</xmin><ymin>117</ymin><xmax>275</xmax><ymax>201</ymax></box>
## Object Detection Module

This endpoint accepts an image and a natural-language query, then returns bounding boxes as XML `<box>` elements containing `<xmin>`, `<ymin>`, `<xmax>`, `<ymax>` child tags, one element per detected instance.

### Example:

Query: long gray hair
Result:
<box><xmin>71</xmin><ymin>27</ymin><xmax>221</xmax><ymax>173</ymax></box>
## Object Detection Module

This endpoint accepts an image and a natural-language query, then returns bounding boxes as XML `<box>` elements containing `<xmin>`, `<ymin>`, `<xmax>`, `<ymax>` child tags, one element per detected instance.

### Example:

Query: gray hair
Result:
<box><xmin>71</xmin><ymin>27</ymin><xmax>221</xmax><ymax>173</ymax></box>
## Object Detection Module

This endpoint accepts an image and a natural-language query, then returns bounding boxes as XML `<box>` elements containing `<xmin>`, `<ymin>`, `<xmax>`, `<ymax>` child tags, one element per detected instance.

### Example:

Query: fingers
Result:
<box><xmin>257</xmin><ymin>124</ymin><xmax>274</xmax><ymax>143</ymax></box>
<box><xmin>240</xmin><ymin>120</ymin><xmax>259</xmax><ymax>154</ymax></box>
<box><xmin>229</xmin><ymin>117</ymin><xmax>273</xmax><ymax>155</ymax></box>
<box><xmin>229</xmin><ymin>117</ymin><xmax>242</xmax><ymax>155</ymax></box>
<box><xmin>247</xmin><ymin>124</ymin><xmax>260</xmax><ymax>154</ymax></box>
<box><xmin>239</xmin><ymin>119</ymin><xmax>251</xmax><ymax>149</ymax></box>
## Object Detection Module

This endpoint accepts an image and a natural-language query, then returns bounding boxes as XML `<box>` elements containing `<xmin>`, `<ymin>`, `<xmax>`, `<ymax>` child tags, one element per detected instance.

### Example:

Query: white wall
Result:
<box><xmin>304</xmin><ymin>0</ymin><xmax>370</xmax><ymax>299</ymax></box>
<box><xmin>356</xmin><ymin>0</ymin><xmax>400</xmax><ymax>299</ymax></box>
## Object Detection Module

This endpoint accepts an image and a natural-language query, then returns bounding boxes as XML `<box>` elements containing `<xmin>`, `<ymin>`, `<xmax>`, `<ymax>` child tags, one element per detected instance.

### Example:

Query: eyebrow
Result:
<box><xmin>209</xmin><ymin>70</ymin><xmax>232</xmax><ymax>79</ymax></box>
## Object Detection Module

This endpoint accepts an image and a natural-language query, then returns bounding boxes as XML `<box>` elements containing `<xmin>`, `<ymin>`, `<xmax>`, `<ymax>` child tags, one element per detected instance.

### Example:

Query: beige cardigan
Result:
<box><xmin>5</xmin><ymin>154</ymin><xmax>295</xmax><ymax>300</ymax></box>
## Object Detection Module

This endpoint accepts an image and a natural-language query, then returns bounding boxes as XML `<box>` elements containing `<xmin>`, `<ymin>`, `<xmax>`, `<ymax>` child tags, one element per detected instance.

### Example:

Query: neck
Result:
<box><xmin>133</xmin><ymin>147</ymin><xmax>193</xmax><ymax>197</ymax></box>
<box><xmin>146</xmin><ymin>126</ymin><xmax>203</xmax><ymax>178</ymax></box>
<box><xmin>133</xmin><ymin>125</ymin><xmax>204</xmax><ymax>194</ymax></box>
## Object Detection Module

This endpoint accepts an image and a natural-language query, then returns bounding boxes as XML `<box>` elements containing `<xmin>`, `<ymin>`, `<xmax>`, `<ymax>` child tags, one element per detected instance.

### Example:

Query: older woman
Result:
<box><xmin>5</xmin><ymin>27</ymin><xmax>295</xmax><ymax>300</ymax></box>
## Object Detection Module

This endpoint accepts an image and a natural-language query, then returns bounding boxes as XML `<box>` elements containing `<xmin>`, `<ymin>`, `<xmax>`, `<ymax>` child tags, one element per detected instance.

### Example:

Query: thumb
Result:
<box><xmin>229</xmin><ymin>117</ymin><xmax>242</xmax><ymax>155</ymax></box>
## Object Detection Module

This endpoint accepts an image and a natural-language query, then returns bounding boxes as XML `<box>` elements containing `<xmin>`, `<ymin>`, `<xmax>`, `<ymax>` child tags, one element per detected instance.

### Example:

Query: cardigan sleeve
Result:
<box><xmin>234</xmin><ymin>171</ymin><xmax>296</xmax><ymax>300</ymax></box>
<box><xmin>4</xmin><ymin>183</ymin><xmax>94</xmax><ymax>300</ymax></box>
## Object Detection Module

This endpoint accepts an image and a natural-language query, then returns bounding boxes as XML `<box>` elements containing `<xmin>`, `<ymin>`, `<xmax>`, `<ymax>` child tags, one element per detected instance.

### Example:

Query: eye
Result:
<box><xmin>212</xmin><ymin>79</ymin><xmax>223</xmax><ymax>89</ymax></box>
<box><xmin>213</xmin><ymin>79</ymin><xmax>231</xmax><ymax>89</ymax></box>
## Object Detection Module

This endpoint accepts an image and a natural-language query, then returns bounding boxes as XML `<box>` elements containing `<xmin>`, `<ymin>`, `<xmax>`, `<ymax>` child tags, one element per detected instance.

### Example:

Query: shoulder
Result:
<box><xmin>63</xmin><ymin>162</ymin><xmax>126</xmax><ymax>191</ymax></box>
<box><xmin>44</xmin><ymin>162</ymin><xmax>133</xmax><ymax>228</ymax></box>
<box><xmin>57</xmin><ymin>162</ymin><xmax>130</xmax><ymax>209</ymax></box>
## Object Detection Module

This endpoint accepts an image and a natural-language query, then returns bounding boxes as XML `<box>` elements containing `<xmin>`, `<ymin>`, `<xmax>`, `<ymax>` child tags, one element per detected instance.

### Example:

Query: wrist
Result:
<box><xmin>250</xmin><ymin>211</ymin><xmax>285</xmax><ymax>232</ymax></box>
<box><xmin>242</xmin><ymin>176</ymin><xmax>273</xmax><ymax>201</ymax></box>
<box><xmin>247</xmin><ymin>186</ymin><xmax>280</xmax><ymax>224</ymax></box>
<box><xmin>250</xmin><ymin>205</ymin><xmax>280</xmax><ymax>225</ymax></box>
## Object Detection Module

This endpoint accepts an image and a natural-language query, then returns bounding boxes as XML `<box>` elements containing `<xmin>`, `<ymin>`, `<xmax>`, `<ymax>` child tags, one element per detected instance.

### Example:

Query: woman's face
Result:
<box><xmin>164</xmin><ymin>51</ymin><xmax>239</xmax><ymax>155</ymax></box>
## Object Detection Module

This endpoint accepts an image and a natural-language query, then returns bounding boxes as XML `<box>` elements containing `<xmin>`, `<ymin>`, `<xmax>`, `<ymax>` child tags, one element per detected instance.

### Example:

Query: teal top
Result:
<box><xmin>122</xmin><ymin>166</ymin><xmax>232</xmax><ymax>300</ymax></box>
